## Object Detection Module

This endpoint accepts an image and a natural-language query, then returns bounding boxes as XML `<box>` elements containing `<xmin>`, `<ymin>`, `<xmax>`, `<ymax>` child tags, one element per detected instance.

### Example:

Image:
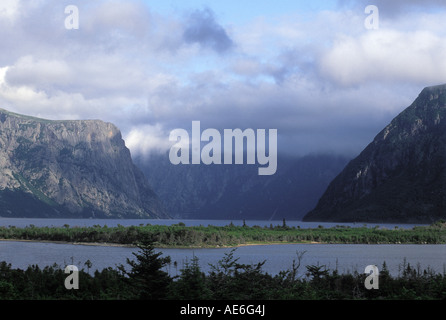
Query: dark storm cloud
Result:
<box><xmin>183</xmin><ymin>7</ymin><xmax>234</xmax><ymax>53</ymax></box>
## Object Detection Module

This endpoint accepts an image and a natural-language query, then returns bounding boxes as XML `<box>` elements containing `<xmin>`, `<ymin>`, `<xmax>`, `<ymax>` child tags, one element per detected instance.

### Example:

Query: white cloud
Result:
<box><xmin>0</xmin><ymin>0</ymin><xmax>21</xmax><ymax>21</ymax></box>
<box><xmin>0</xmin><ymin>0</ymin><xmax>445</xmax><ymax>158</ymax></box>
<box><xmin>320</xmin><ymin>29</ymin><xmax>446</xmax><ymax>86</ymax></box>
<box><xmin>5</xmin><ymin>56</ymin><xmax>73</xmax><ymax>89</ymax></box>
<box><xmin>125</xmin><ymin>124</ymin><xmax>173</xmax><ymax>157</ymax></box>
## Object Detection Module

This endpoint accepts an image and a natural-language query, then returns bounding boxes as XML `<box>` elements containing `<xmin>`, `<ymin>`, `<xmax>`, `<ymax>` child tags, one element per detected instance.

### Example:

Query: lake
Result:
<box><xmin>0</xmin><ymin>218</ymin><xmax>444</xmax><ymax>278</ymax></box>
<box><xmin>1</xmin><ymin>240</ymin><xmax>445</xmax><ymax>278</ymax></box>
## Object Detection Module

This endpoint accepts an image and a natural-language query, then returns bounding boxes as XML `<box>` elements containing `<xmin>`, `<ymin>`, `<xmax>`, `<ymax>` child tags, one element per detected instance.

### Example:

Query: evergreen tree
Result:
<box><xmin>169</xmin><ymin>255</ymin><xmax>211</xmax><ymax>299</ymax></box>
<box><xmin>118</xmin><ymin>236</ymin><xmax>172</xmax><ymax>300</ymax></box>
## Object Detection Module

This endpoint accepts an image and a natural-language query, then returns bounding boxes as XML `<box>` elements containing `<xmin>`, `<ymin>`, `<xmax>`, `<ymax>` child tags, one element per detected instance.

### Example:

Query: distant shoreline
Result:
<box><xmin>1</xmin><ymin>221</ymin><xmax>445</xmax><ymax>247</ymax></box>
<box><xmin>0</xmin><ymin>238</ymin><xmax>135</xmax><ymax>248</ymax></box>
<box><xmin>2</xmin><ymin>237</ymin><xmax>443</xmax><ymax>249</ymax></box>
<box><xmin>0</xmin><ymin>238</ymin><xmax>323</xmax><ymax>249</ymax></box>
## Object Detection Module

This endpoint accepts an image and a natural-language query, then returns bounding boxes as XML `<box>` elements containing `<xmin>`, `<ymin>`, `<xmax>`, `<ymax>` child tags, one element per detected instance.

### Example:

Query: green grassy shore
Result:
<box><xmin>1</xmin><ymin>220</ymin><xmax>446</xmax><ymax>248</ymax></box>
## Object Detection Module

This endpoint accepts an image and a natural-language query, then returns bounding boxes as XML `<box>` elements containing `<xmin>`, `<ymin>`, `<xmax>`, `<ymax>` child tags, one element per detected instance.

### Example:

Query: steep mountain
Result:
<box><xmin>303</xmin><ymin>84</ymin><xmax>446</xmax><ymax>223</ymax></box>
<box><xmin>0</xmin><ymin>108</ymin><xmax>168</xmax><ymax>219</ymax></box>
<box><xmin>135</xmin><ymin>153</ymin><xmax>349</xmax><ymax>220</ymax></box>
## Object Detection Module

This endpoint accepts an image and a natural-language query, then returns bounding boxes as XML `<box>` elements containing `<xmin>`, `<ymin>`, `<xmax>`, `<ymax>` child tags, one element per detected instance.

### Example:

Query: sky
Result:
<box><xmin>1</xmin><ymin>0</ymin><xmax>446</xmax><ymax>160</ymax></box>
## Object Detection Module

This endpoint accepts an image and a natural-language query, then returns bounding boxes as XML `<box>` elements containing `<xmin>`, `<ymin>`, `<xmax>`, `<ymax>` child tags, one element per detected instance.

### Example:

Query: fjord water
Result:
<box><xmin>0</xmin><ymin>218</ymin><xmax>444</xmax><ymax>277</ymax></box>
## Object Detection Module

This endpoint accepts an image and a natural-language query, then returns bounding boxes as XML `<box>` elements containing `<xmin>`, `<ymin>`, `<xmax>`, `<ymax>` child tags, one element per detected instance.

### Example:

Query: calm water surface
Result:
<box><xmin>0</xmin><ymin>218</ymin><xmax>443</xmax><ymax>277</ymax></box>
<box><xmin>1</xmin><ymin>241</ymin><xmax>445</xmax><ymax>277</ymax></box>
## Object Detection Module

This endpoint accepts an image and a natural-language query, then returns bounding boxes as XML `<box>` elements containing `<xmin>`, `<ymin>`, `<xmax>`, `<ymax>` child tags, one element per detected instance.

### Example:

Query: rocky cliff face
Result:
<box><xmin>303</xmin><ymin>84</ymin><xmax>446</xmax><ymax>223</ymax></box>
<box><xmin>0</xmin><ymin>108</ymin><xmax>168</xmax><ymax>218</ymax></box>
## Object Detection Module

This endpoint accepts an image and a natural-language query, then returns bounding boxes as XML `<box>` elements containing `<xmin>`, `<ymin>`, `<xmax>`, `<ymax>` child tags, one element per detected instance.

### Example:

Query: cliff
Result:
<box><xmin>303</xmin><ymin>84</ymin><xmax>446</xmax><ymax>223</ymax></box>
<box><xmin>0</xmin><ymin>108</ymin><xmax>168</xmax><ymax>218</ymax></box>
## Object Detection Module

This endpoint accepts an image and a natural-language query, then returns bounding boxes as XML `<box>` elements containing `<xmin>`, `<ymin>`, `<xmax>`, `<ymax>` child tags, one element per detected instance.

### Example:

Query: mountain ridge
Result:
<box><xmin>303</xmin><ymin>84</ymin><xmax>446</xmax><ymax>223</ymax></box>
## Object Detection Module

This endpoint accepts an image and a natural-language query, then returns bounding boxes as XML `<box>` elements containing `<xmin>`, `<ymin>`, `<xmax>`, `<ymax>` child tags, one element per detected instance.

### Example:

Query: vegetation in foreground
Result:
<box><xmin>1</xmin><ymin>220</ymin><xmax>446</xmax><ymax>247</ymax></box>
<box><xmin>0</xmin><ymin>237</ymin><xmax>445</xmax><ymax>300</ymax></box>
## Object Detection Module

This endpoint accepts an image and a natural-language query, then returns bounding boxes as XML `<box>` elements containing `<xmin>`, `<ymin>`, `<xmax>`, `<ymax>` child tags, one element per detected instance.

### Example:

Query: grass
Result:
<box><xmin>0</xmin><ymin>220</ymin><xmax>446</xmax><ymax>248</ymax></box>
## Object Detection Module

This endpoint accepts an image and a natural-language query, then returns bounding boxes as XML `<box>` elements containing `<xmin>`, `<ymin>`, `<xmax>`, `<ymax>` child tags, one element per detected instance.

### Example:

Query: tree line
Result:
<box><xmin>1</xmin><ymin>220</ymin><xmax>446</xmax><ymax>247</ymax></box>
